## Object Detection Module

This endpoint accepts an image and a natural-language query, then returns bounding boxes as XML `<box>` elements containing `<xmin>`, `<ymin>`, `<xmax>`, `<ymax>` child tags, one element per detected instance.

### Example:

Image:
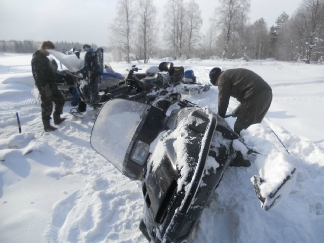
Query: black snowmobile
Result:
<box><xmin>51</xmin><ymin>47</ymin><xmax>210</xmax><ymax>113</ymax></box>
<box><xmin>90</xmin><ymin>98</ymin><xmax>240</xmax><ymax>243</ymax></box>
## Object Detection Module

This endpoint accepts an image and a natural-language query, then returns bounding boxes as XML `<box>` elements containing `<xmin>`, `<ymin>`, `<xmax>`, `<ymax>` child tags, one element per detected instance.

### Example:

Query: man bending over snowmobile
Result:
<box><xmin>31</xmin><ymin>41</ymin><xmax>66</xmax><ymax>132</ymax></box>
<box><xmin>209</xmin><ymin>67</ymin><xmax>272</xmax><ymax>166</ymax></box>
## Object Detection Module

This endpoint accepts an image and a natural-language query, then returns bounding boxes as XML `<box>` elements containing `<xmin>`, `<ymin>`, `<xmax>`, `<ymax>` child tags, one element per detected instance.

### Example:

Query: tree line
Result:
<box><xmin>0</xmin><ymin>40</ymin><xmax>98</xmax><ymax>54</ymax></box>
<box><xmin>1</xmin><ymin>0</ymin><xmax>323</xmax><ymax>64</ymax></box>
<box><xmin>110</xmin><ymin>0</ymin><xmax>324</xmax><ymax>63</ymax></box>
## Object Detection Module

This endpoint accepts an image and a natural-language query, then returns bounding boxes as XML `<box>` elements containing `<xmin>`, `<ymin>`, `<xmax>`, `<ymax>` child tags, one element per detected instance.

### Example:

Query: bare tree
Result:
<box><xmin>134</xmin><ymin>0</ymin><xmax>157</xmax><ymax>63</ymax></box>
<box><xmin>183</xmin><ymin>0</ymin><xmax>202</xmax><ymax>59</ymax></box>
<box><xmin>200</xmin><ymin>21</ymin><xmax>219</xmax><ymax>59</ymax></box>
<box><xmin>213</xmin><ymin>0</ymin><xmax>250</xmax><ymax>59</ymax></box>
<box><xmin>246</xmin><ymin>18</ymin><xmax>269</xmax><ymax>59</ymax></box>
<box><xmin>291</xmin><ymin>0</ymin><xmax>324</xmax><ymax>63</ymax></box>
<box><xmin>109</xmin><ymin>0</ymin><xmax>135</xmax><ymax>63</ymax></box>
<box><xmin>163</xmin><ymin>0</ymin><xmax>186</xmax><ymax>59</ymax></box>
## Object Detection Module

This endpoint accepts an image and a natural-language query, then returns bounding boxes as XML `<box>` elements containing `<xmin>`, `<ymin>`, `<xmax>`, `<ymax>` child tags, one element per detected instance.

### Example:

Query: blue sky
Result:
<box><xmin>0</xmin><ymin>0</ymin><xmax>303</xmax><ymax>47</ymax></box>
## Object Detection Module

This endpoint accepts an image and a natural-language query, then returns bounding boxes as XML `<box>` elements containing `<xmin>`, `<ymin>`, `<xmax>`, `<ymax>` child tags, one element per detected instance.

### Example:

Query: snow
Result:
<box><xmin>47</xmin><ymin>50</ymin><xmax>84</xmax><ymax>72</ymax></box>
<box><xmin>1</xmin><ymin>52</ymin><xmax>324</xmax><ymax>242</ymax></box>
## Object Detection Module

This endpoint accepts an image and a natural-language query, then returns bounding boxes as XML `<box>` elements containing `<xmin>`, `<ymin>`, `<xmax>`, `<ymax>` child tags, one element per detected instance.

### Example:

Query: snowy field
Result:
<box><xmin>0</xmin><ymin>52</ymin><xmax>324</xmax><ymax>243</ymax></box>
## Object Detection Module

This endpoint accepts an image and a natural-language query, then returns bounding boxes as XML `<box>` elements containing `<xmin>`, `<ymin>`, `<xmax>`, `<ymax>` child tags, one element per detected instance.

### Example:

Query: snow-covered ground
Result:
<box><xmin>0</xmin><ymin>52</ymin><xmax>324</xmax><ymax>243</ymax></box>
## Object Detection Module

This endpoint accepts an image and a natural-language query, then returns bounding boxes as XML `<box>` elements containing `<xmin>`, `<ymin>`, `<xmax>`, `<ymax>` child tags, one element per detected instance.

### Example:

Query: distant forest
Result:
<box><xmin>1</xmin><ymin>0</ymin><xmax>324</xmax><ymax>64</ymax></box>
<box><xmin>0</xmin><ymin>40</ymin><xmax>98</xmax><ymax>54</ymax></box>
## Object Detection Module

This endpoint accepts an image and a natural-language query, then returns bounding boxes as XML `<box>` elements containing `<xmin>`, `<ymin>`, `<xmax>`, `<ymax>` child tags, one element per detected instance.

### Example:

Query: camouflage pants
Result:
<box><xmin>234</xmin><ymin>90</ymin><xmax>272</xmax><ymax>134</ymax></box>
<box><xmin>40</xmin><ymin>89</ymin><xmax>65</xmax><ymax>120</ymax></box>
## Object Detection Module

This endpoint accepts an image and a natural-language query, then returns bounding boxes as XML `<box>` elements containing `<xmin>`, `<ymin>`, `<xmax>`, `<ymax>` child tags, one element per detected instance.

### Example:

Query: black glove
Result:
<box><xmin>42</xmin><ymin>84</ymin><xmax>53</xmax><ymax>98</ymax></box>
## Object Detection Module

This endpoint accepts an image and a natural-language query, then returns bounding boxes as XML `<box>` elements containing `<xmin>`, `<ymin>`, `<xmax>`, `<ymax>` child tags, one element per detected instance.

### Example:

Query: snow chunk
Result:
<box><xmin>48</xmin><ymin>50</ymin><xmax>84</xmax><ymax>72</ymax></box>
<box><xmin>238</xmin><ymin>124</ymin><xmax>297</xmax><ymax>210</ymax></box>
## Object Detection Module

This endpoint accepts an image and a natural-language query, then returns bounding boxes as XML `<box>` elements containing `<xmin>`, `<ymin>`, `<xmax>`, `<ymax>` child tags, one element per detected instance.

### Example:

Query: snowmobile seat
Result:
<box><xmin>158</xmin><ymin>62</ymin><xmax>174</xmax><ymax>73</ymax></box>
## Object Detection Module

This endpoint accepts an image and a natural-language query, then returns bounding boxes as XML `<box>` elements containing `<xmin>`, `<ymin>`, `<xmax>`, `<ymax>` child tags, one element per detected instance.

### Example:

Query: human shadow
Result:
<box><xmin>0</xmin><ymin>153</ymin><xmax>32</xmax><ymax>198</ymax></box>
<box><xmin>0</xmin><ymin>152</ymin><xmax>31</xmax><ymax>178</ymax></box>
<box><xmin>266</xmin><ymin>111</ymin><xmax>295</xmax><ymax>119</ymax></box>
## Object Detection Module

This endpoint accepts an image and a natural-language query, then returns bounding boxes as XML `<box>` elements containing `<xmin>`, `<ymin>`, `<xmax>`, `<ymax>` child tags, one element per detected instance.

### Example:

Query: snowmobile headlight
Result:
<box><xmin>131</xmin><ymin>140</ymin><xmax>150</xmax><ymax>165</ymax></box>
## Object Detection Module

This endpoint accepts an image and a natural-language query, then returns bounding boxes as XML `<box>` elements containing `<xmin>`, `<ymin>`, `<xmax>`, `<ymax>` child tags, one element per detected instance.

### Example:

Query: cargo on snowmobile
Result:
<box><xmin>90</xmin><ymin>98</ymin><xmax>240</xmax><ymax>243</ymax></box>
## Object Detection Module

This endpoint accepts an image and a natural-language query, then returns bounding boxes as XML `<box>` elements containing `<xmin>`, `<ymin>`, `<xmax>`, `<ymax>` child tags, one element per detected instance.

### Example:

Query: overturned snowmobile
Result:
<box><xmin>90</xmin><ymin>98</ymin><xmax>239</xmax><ymax>243</ymax></box>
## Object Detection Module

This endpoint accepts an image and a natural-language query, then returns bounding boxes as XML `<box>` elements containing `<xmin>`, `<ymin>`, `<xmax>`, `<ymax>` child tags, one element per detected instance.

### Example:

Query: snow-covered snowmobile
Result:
<box><xmin>50</xmin><ymin>48</ymin><xmax>123</xmax><ymax>104</ymax></box>
<box><xmin>90</xmin><ymin>98</ymin><xmax>240</xmax><ymax>243</ymax></box>
<box><xmin>50</xmin><ymin>47</ymin><xmax>210</xmax><ymax>112</ymax></box>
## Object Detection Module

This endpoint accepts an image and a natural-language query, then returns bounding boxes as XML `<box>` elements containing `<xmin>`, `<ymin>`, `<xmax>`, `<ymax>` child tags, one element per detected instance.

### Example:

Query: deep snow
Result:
<box><xmin>0</xmin><ymin>52</ymin><xmax>324</xmax><ymax>243</ymax></box>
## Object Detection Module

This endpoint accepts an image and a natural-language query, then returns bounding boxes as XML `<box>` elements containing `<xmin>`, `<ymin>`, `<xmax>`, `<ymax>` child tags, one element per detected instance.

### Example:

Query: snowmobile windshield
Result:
<box><xmin>90</xmin><ymin>99</ymin><xmax>150</xmax><ymax>174</ymax></box>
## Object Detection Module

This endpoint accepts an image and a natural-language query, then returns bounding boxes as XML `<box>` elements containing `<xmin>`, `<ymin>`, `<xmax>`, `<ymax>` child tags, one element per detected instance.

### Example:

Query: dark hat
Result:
<box><xmin>82</xmin><ymin>44</ymin><xmax>91</xmax><ymax>50</ymax></box>
<box><xmin>40</xmin><ymin>41</ymin><xmax>55</xmax><ymax>50</ymax></box>
<box><xmin>209</xmin><ymin>67</ymin><xmax>222</xmax><ymax>85</ymax></box>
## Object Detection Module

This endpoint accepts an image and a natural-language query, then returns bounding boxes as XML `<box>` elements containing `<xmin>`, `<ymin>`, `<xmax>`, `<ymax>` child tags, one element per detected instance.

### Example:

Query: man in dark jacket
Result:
<box><xmin>210</xmin><ymin>67</ymin><xmax>272</xmax><ymax>134</ymax></box>
<box><xmin>31</xmin><ymin>41</ymin><xmax>66</xmax><ymax>132</ymax></box>
<box><xmin>209</xmin><ymin>67</ymin><xmax>272</xmax><ymax>166</ymax></box>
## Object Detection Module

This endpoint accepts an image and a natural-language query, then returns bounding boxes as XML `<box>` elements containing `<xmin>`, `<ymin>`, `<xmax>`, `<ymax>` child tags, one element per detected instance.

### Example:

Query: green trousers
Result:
<box><xmin>234</xmin><ymin>89</ymin><xmax>272</xmax><ymax>134</ymax></box>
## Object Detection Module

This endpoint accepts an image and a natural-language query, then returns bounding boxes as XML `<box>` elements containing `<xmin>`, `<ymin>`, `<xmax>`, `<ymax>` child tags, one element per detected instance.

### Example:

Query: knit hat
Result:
<box><xmin>209</xmin><ymin>67</ymin><xmax>222</xmax><ymax>85</ymax></box>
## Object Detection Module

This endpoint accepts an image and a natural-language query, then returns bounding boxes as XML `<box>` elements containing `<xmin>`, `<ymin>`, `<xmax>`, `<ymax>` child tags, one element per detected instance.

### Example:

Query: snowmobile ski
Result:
<box><xmin>252</xmin><ymin>167</ymin><xmax>297</xmax><ymax>211</ymax></box>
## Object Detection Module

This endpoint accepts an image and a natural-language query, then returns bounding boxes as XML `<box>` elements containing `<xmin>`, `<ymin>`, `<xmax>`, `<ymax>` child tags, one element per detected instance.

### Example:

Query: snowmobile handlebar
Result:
<box><xmin>128</xmin><ymin>65</ymin><xmax>142</xmax><ymax>72</ymax></box>
<box><xmin>125</xmin><ymin>65</ymin><xmax>142</xmax><ymax>80</ymax></box>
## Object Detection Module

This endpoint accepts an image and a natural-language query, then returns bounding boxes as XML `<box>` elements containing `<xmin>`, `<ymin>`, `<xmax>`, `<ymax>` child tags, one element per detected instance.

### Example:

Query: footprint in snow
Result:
<box><xmin>51</xmin><ymin>190</ymin><xmax>81</xmax><ymax>228</ymax></box>
<box><xmin>92</xmin><ymin>178</ymin><xmax>109</xmax><ymax>191</ymax></box>
<box><xmin>315</xmin><ymin>203</ymin><xmax>323</xmax><ymax>216</ymax></box>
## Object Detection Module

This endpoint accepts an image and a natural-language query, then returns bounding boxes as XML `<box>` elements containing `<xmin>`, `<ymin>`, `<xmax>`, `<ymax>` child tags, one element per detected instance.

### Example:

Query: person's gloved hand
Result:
<box><xmin>42</xmin><ymin>84</ymin><xmax>53</xmax><ymax>98</ymax></box>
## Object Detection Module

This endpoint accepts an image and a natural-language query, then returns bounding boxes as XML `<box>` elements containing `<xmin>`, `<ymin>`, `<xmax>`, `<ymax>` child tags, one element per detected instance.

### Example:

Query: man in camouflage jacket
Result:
<box><xmin>209</xmin><ymin>67</ymin><xmax>272</xmax><ymax>167</ymax></box>
<box><xmin>31</xmin><ymin>41</ymin><xmax>66</xmax><ymax>132</ymax></box>
<box><xmin>210</xmin><ymin>67</ymin><xmax>272</xmax><ymax>134</ymax></box>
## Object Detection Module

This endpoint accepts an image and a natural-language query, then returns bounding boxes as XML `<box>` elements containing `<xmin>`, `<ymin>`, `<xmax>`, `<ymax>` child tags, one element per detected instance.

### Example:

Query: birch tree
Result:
<box><xmin>110</xmin><ymin>0</ymin><xmax>135</xmax><ymax>63</ymax></box>
<box><xmin>200</xmin><ymin>21</ymin><xmax>219</xmax><ymax>59</ymax></box>
<box><xmin>163</xmin><ymin>0</ymin><xmax>186</xmax><ymax>59</ymax></box>
<box><xmin>183</xmin><ymin>0</ymin><xmax>202</xmax><ymax>59</ymax></box>
<box><xmin>251</xmin><ymin>18</ymin><xmax>269</xmax><ymax>59</ymax></box>
<box><xmin>214</xmin><ymin>0</ymin><xmax>250</xmax><ymax>59</ymax></box>
<box><xmin>134</xmin><ymin>0</ymin><xmax>157</xmax><ymax>63</ymax></box>
<box><xmin>291</xmin><ymin>0</ymin><xmax>324</xmax><ymax>63</ymax></box>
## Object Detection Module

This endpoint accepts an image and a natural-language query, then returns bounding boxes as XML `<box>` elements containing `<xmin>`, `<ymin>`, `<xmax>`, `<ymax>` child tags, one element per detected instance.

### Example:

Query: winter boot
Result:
<box><xmin>230</xmin><ymin>151</ymin><xmax>251</xmax><ymax>167</ymax></box>
<box><xmin>43</xmin><ymin>119</ymin><xmax>57</xmax><ymax>132</ymax></box>
<box><xmin>53</xmin><ymin>114</ymin><xmax>67</xmax><ymax>125</ymax></box>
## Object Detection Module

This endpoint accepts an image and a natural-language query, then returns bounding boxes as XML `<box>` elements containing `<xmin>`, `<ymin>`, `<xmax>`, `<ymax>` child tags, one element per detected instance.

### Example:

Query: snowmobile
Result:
<box><xmin>90</xmin><ymin>98</ymin><xmax>240</xmax><ymax>243</ymax></box>
<box><xmin>50</xmin><ymin>47</ymin><xmax>210</xmax><ymax>112</ymax></box>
